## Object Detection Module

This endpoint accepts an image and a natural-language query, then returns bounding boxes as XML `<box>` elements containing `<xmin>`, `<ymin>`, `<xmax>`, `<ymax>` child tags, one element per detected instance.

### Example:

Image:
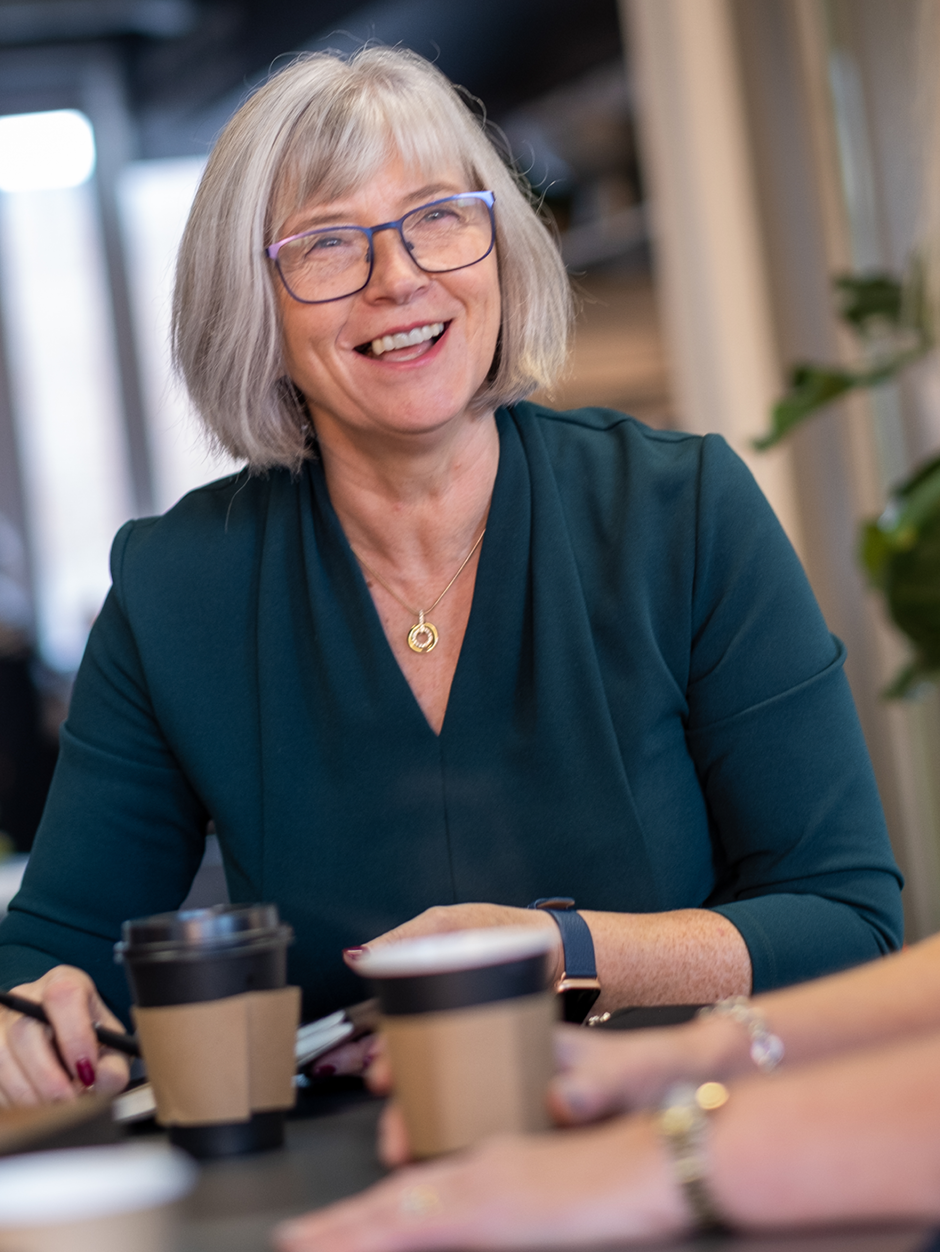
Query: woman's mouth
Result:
<box><xmin>355</xmin><ymin>322</ymin><xmax>448</xmax><ymax>359</ymax></box>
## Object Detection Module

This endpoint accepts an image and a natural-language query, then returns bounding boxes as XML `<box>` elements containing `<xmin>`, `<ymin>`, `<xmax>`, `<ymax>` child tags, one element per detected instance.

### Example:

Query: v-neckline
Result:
<box><xmin>304</xmin><ymin>409</ymin><xmax>524</xmax><ymax>740</ymax></box>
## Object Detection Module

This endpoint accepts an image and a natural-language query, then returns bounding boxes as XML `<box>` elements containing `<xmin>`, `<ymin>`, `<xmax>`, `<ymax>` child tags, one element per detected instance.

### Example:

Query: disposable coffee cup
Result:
<box><xmin>356</xmin><ymin>927</ymin><xmax>559</xmax><ymax>1157</ymax></box>
<box><xmin>115</xmin><ymin>903</ymin><xmax>300</xmax><ymax>1159</ymax></box>
<box><xmin>0</xmin><ymin>1143</ymin><xmax>196</xmax><ymax>1252</ymax></box>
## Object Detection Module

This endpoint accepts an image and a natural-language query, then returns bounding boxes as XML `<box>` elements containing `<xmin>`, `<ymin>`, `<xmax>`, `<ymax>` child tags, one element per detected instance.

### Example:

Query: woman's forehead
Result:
<box><xmin>271</xmin><ymin>154</ymin><xmax>473</xmax><ymax>235</ymax></box>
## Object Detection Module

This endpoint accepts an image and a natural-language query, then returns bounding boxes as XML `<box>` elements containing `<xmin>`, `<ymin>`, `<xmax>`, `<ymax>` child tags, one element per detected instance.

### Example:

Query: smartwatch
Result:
<box><xmin>528</xmin><ymin>897</ymin><xmax>601</xmax><ymax>1024</ymax></box>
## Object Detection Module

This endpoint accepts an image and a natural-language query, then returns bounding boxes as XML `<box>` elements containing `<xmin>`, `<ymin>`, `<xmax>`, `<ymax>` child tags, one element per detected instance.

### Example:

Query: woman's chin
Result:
<box><xmin>311</xmin><ymin>391</ymin><xmax>493</xmax><ymax>447</ymax></box>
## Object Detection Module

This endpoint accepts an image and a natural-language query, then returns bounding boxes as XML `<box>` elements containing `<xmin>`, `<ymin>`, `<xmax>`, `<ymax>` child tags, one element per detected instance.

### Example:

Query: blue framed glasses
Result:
<box><xmin>266</xmin><ymin>190</ymin><xmax>496</xmax><ymax>304</ymax></box>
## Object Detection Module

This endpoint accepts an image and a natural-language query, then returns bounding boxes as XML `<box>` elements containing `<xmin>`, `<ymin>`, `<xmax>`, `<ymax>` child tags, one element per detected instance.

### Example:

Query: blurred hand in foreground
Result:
<box><xmin>275</xmin><ymin>1115</ymin><xmax>685</xmax><ymax>1252</ymax></box>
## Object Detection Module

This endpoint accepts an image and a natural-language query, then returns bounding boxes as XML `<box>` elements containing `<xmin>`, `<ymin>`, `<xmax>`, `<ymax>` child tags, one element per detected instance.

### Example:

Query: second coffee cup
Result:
<box><xmin>115</xmin><ymin>903</ymin><xmax>300</xmax><ymax>1159</ymax></box>
<box><xmin>356</xmin><ymin>927</ymin><xmax>559</xmax><ymax>1157</ymax></box>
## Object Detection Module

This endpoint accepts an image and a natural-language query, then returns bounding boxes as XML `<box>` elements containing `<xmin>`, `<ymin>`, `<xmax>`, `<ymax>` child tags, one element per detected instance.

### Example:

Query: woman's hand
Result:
<box><xmin>345</xmin><ymin>903</ymin><xmax>561</xmax><ymax>980</ymax></box>
<box><xmin>275</xmin><ymin>1114</ymin><xmax>689</xmax><ymax>1251</ymax></box>
<box><xmin>0</xmin><ymin>966</ymin><xmax>130</xmax><ymax>1107</ymax></box>
<box><xmin>305</xmin><ymin>1035</ymin><xmax>378</xmax><ymax>1079</ymax></box>
<box><xmin>347</xmin><ymin>906</ymin><xmax>750</xmax><ymax>1015</ymax></box>
<box><xmin>549</xmin><ymin>1018</ymin><xmax>742</xmax><ymax>1125</ymax></box>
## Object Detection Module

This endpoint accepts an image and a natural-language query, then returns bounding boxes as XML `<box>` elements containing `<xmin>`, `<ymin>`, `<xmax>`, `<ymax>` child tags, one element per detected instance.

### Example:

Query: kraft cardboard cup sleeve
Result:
<box><xmin>0</xmin><ymin>1144</ymin><xmax>195</xmax><ymax>1252</ymax></box>
<box><xmin>356</xmin><ymin>927</ymin><xmax>559</xmax><ymax>1157</ymax></box>
<box><xmin>115</xmin><ymin>903</ymin><xmax>299</xmax><ymax>1160</ymax></box>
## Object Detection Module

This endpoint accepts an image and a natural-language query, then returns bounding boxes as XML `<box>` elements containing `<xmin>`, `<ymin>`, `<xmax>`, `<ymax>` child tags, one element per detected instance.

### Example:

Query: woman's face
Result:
<box><xmin>273</xmin><ymin>155</ymin><xmax>502</xmax><ymax>447</ymax></box>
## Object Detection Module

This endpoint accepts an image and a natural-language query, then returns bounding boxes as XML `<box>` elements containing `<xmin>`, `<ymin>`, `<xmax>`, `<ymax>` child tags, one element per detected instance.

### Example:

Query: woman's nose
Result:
<box><xmin>365</xmin><ymin>228</ymin><xmax>430</xmax><ymax>301</ymax></box>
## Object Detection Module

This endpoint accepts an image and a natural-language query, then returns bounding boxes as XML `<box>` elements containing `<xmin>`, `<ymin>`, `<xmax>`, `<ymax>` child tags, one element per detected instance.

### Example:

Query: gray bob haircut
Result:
<box><xmin>172</xmin><ymin>46</ymin><xmax>573</xmax><ymax>472</ymax></box>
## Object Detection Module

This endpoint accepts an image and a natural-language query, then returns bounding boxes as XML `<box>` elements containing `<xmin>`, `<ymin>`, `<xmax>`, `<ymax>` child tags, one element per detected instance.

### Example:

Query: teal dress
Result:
<box><xmin>0</xmin><ymin>404</ymin><xmax>903</xmax><ymax>1024</ymax></box>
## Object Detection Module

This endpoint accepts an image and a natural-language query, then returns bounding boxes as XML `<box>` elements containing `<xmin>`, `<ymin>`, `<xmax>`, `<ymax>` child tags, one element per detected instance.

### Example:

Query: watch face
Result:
<box><xmin>561</xmin><ymin>985</ymin><xmax>601</xmax><ymax>1024</ymax></box>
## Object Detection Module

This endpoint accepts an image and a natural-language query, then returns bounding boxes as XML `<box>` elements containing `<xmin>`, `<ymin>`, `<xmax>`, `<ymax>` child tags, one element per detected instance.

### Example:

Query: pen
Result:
<box><xmin>0</xmin><ymin>990</ymin><xmax>141</xmax><ymax>1057</ymax></box>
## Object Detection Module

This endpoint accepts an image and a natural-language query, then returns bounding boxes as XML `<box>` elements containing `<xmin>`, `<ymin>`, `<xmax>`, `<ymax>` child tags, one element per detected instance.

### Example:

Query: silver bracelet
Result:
<box><xmin>697</xmin><ymin>996</ymin><xmax>784</xmax><ymax>1072</ymax></box>
<box><xmin>657</xmin><ymin>1081</ymin><xmax>730</xmax><ymax>1231</ymax></box>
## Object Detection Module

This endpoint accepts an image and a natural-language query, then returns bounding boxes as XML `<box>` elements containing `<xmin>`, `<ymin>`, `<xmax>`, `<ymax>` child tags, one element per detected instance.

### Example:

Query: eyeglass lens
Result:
<box><xmin>274</xmin><ymin>195</ymin><xmax>494</xmax><ymax>303</ymax></box>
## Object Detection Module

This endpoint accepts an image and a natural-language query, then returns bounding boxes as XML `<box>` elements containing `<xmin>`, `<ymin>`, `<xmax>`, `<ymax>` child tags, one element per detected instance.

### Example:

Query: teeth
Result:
<box><xmin>371</xmin><ymin>322</ymin><xmax>444</xmax><ymax>356</ymax></box>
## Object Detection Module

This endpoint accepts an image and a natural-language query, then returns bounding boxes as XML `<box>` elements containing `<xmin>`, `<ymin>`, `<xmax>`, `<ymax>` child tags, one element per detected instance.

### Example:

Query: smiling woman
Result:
<box><xmin>173</xmin><ymin>49</ymin><xmax>569</xmax><ymax>472</ymax></box>
<box><xmin>271</xmin><ymin>159</ymin><xmax>503</xmax><ymax>474</ymax></box>
<box><xmin>0</xmin><ymin>47</ymin><xmax>902</xmax><ymax>1110</ymax></box>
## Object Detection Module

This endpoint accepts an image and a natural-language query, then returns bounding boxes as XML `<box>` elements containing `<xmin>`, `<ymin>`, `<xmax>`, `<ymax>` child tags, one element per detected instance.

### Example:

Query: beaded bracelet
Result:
<box><xmin>697</xmin><ymin>996</ymin><xmax>784</xmax><ymax>1072</ymax></box>
<box><xmin>657</xmin><ymin>1081</ymin><xmax>730</xmax><ymax>1231</ymax></box>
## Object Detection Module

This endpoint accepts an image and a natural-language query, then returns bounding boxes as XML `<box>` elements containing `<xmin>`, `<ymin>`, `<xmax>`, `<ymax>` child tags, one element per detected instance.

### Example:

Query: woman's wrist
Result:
<box><xmin>656</xmin><ymin>1081</ymin><xmax>732</xmax><ymax>1231</ymax></box>
<box><xmin>682</xmin><ymin>1011</ymin><xmax>761</xmax><ymax>1082</ymax></box>
<box><xmin>697</xmin><ymin>997</ymin><xmax>783</xmax><ymax>1073</ymax></box>
<box><xmin>624</xmin><ymin>1112</ymin><xmax>699</xmax><ymax>1238</ymax></box>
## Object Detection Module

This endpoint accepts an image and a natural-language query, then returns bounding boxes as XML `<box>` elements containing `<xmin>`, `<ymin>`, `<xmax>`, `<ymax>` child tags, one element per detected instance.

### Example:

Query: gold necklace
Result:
<box><xmin>352</xmin><ymin>528</ymin><xmax>486</xmax><ymax>653</ymax></box>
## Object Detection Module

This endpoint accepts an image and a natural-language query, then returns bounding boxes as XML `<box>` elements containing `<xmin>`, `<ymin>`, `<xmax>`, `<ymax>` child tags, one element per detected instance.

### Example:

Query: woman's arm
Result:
<box><xmin>740</xmin><ymin>927</ymin><xmax>940</xmax><ymax>1065</ymax></box>
<box><xmin>276</xmin><ymin>1027</ymin><xmax>940</xmax><ymax>1250</ymax></box>
<box><xmin>709</xmin><ymin>1027</ymin><xmax>940</xmax><ymax>1228</ymax></box>
<box><xmin>0</xmin><ymin>523</ymin><xmax>212</xmax><ymax>1021</ymax></box>
<box><xmin>581</xmin><ymin>907</ymin><xmax>750</xmax><ymax>1009</ymax></box>
<box><xmin>353</xmin><ymin>902</ymin><xmax>751</xmax><ymax>1013</ymax></box>
<box><xmin>0</xmin><ymin>523</ymin><xmax>213</xmax><ymax>1103</ymax></box>
<box><xmin>684</xmin><ymin>436</ymin><xmax>902</xmax><ymax>990</ymax></box>
<box><xmin>334</xmin><ymin>900</ymin><xmax>749</xmax><ymax>1079</ymax></box>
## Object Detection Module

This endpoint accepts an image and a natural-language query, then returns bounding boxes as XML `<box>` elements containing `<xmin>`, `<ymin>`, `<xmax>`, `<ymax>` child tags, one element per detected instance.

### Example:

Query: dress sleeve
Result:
<box><xmin>0</xmin><ymin>521</ymin><xmax>209</xmax><ymax>1024</ymax></box>
<box><xmin>686</xmin><ymin>436</ymin><xmax>903</xmax><ymax>992</ymax></box>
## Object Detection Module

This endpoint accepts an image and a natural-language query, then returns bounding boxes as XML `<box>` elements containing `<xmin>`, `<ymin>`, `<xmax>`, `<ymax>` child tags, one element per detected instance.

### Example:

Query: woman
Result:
<box><xmin>275</xmin><ymin>931</ymin><xmax>940</xmax><ymax>1248</ymax></box>
<box><xmin>0</xmin><ymin>46</ymin><xmax>901</xmax><ymax>1105</ymax></box>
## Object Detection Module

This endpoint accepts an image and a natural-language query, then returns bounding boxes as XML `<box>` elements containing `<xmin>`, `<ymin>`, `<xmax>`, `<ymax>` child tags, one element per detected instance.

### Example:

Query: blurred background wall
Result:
<box><xmin>0</xmin><ymin>0</ymin><xmax>938</xmax><ymax>942</ymax></box>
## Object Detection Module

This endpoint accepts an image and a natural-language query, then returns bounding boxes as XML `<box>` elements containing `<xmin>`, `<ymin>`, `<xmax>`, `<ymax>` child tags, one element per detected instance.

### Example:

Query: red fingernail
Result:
<box><xmin>343</xmin><ymin>947</ymin><xmax>366</xmax><ymax>959</ymax></box>
<box><xmin>75</xmin><ymin>1058</ymin><xmax>95</xmax><ymax>1088</ymax></box>
<box><xmin>313</xmin><ymin>1063</ymin><xmax>336</xmax><ymax>1076</ymax></box>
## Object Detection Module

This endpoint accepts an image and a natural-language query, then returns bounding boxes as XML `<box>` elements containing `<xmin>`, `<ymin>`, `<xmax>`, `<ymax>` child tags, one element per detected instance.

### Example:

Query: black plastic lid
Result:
<box><xmin>115</xmin><ymin>903</ymin><xmax>292</xmax><ymax>963</ymax></box>
<box><xmin>372</xmin><ymin>951</ymin><xmax>550</xmax><ymax>1015</ymax></box>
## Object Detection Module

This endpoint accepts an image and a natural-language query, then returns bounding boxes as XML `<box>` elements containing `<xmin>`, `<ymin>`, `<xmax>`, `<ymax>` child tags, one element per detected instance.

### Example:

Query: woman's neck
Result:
<box><xmin>315</xmin><ymin>410</ymin><xmax>500</xmax><ymax>568</ymax></box>
<box><xmin>313</xmin><ymin>409</ymin><xmax>499</xmax><ymax>736</ymax></box>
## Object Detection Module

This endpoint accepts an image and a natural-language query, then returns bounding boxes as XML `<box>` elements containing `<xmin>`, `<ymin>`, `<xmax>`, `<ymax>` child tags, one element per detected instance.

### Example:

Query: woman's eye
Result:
<box><xmin>417</xmin><ymin>207</ymin><xmax>459</xmax><ymax>225</ymax></box>
<box><xmin>307</xmin><ymin>234</ymin><xmax>348</xmax><ymax>252</ymax></box>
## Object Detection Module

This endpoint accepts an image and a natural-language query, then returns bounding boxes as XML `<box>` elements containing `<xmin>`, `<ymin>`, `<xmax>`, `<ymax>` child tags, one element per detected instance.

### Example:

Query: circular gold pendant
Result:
<box><xmin>407</xmin><ymin>620</ymin><xmax>439</xmax><ymax>653</ymax></box>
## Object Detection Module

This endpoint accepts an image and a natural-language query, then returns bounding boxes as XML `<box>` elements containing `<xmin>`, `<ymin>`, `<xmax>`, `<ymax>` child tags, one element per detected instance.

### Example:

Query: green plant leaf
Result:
<box><xmin>755</xmin><ymin>260</ymin><xmax>933</xmax><ymax>450</ymax></box>
<box><xmin>758</xmin><ymin>258</ymin><xmax>938</xmax><ymax>696</ymax></box>
<box><xmin>894</xmin><ymin>451</ymin><xmax>940</xmax><ymax>499</ymax></box>
<box><xmin>754</xmin><ymin>350</ymin><xmax>928</xmax><ymax>449</ymax></box>
<box><xmin>861</xmin><ymin>457</ymin><xmax>940</xmax><ymax>697</ymax></box>
<box><xmin>860</xmin><ymin>519</ymin><xmax>894</xmax><ymax>589</ymax></box>
<box><xmin>753</xmin><ymin>366</ymin><xmax>856</xmax><ymax>450</ymax></box>
<box><xmin>834</xmin><ymin>273</ymin><xmax>904</xmax><ymax>334</ymax></box>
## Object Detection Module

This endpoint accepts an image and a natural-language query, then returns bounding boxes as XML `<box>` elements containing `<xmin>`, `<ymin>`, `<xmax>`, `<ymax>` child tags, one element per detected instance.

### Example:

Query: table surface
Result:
<box><xmin>173</xmin><ymin>1082</ymin><xmax>934</xmax><ymax>1252</ymax></box>
<box><xmin>180</xmin><ymin>1084</ymin><xmax>383</xmax><ymax>1251</ymax></box>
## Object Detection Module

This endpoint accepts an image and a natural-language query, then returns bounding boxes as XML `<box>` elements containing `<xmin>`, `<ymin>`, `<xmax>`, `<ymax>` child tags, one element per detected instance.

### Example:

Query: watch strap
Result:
<box><xmin>528</xmin><ymin>898</ymin><xmax>597</xmax><ymax>978</ymax></box>
<box><xmin>528</xmin><ymin>898</ymin><xmax>601</xmax><ymax>1024</ymax></box>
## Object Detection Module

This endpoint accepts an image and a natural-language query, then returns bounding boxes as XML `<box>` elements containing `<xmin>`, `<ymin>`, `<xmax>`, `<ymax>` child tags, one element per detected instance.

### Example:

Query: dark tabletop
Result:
<box><xmin>180</xmin><ymin>1083</ymin><xmax>385</xmax><ymax>1252</ymax></box>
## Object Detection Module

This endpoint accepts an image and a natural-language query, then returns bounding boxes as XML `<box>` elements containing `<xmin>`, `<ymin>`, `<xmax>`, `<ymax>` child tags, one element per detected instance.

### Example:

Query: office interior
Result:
<box><xmin>0</xmin><ymin>0</ymin><xmax>938</xmax><ymax>947</ymax></box>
